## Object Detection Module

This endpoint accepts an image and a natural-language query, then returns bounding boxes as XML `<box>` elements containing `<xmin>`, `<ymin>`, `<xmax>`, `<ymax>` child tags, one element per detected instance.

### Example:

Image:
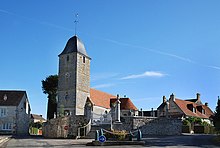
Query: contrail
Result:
<box><xmin>1</xmin><ymin>8</ymin><xmax>219</xmax><ymax>71</ymax></box>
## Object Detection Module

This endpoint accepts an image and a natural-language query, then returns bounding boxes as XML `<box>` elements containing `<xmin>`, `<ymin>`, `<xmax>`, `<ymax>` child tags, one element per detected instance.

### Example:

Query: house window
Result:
<box><xmin>202</xmin><ymin>109</ymin><xmax>205</xmax><ymax>114</ymax></box>
<box><xmin>2</xmin><ymin>123</ymin><xmax>12</xmax><ymax>130</ymax></box>
<box><xmin>83</xmin><ymin>56</ymin><xmax>86</xmax><ymax>63</ymax></box>
<box><xmin>67</xmin><ymin>55</ymin><xmax>69</xmax><ymax>62</ymax></box>
<box><xmin>0</xmin><ymin>108</ymin><xmax>6</xmax><ymax>117</ymax></box>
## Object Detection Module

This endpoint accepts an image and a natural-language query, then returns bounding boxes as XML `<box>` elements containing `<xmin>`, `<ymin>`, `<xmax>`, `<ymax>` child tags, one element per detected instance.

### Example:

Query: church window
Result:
<box><xmin>67</xmin><ymin>55</ymin><xmax>69</xmax><ymax>62</ymax></box>
<box><xmin>83</xmin><ymin>56</ymin><xmax>86</xmax><ymax>63</ymax></box>
<box><xmin>65</xmin><ymin>92</ymin><xmax>68</xmax><ymax>99</ymax></box>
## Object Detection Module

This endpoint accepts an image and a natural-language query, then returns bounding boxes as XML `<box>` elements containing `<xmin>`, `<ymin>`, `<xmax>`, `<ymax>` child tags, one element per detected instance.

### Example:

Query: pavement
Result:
<box><xmin>0</xmin><ymin>135</ymin><xmax>11</xmax><ymax>147</ymax></box>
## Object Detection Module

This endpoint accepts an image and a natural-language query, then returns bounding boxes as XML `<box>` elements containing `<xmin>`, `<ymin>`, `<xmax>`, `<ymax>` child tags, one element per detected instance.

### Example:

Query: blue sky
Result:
<box><xmin>0</xmin><ymin>1</ymin><xmax>220</xmax><ymax>118</ymax></box>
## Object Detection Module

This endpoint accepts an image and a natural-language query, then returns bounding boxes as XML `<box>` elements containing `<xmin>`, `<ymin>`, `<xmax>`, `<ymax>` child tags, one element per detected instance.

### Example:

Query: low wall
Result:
<box><xmin>42</xmin><ymin>115</ymin><xmax>87</xmax><ymax>138</ymax></box>
<box><xmin>42</xmin><ymin>117</ymin><xmax>70</xmax><ymax>138</ymax></box>
<box><xmin>115</xmin><ymin>116</ymin><xmax>155</xmax><ymax>131</ymax></box>
<box><xmin>140</xmin><ymin>117</ymin><xmax>182</xmax><ymax>136</ymax></box>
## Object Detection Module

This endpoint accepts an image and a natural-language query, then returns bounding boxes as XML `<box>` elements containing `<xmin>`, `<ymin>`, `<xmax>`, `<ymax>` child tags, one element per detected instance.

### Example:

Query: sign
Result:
<box><xmin>98</xmin><ymin>135</ymin><xmax>106</xmax><ymax>143</ymax></box>
<box><xmin>64</xmin><ymin>126</ymin><xmax>68</xmax><ymax>130</ymax></box>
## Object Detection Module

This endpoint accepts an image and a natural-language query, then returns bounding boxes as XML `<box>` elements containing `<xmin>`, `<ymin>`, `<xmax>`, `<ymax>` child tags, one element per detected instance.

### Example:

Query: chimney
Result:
<box><xmin>196</xmin><ymin>93</ymin><xmax>201</xmax><ymax>101</ymax></box>
<box><xmin>205</xmin><ymin>102</ymin><xmax>208</xmax><ymax>106</ymax></box>
<box><xmin>163</xmin><ymin>96</ymin><xmax>166</xmax><ymax>103</ymax></box>
<box><xmin>170</xmin><ymin>93</ymin><xmax>175</xmax><ymax>101</ymax></box>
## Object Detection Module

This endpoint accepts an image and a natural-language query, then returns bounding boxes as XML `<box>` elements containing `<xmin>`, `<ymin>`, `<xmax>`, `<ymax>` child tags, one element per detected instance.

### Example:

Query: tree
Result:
<box><xmin>42</xmin><ymin>75</ymin><xmax>58</xmax><ymax>120</ymax></box>
<box><xmin>214</xmin><ymin>96</ymin><xmax>220</xmax><ymax>131</ymax></box>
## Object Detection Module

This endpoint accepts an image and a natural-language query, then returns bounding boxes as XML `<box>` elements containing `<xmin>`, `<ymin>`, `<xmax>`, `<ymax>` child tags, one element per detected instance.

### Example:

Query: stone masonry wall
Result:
<box><xmin>42</xmin><ymin>115</ymin><xmax>87</xmax><ymax>138</ymax></box>
<box><xmin>76</xmin><ymin>53</ymin><xmax>90</xmax><ymax>115</ymax></box>
<box><xmin>140</xmin><ymin>117</ymin><xmax>182</xmax><ymax>136</ymax></box>
<box><xmin>113</xmin><ymin>117</ymin><xmax>181</xmax><ymax>136</ymax></box>
<box><xmin>113</xmin><ymin>116</ymin><xmax>155</xmax><ymax>131</ymax></box>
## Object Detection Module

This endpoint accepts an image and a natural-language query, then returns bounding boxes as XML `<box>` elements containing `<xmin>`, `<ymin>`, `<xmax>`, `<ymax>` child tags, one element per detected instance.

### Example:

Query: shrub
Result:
<box><xmin>183</xmin><ymin>119</ymin><xmax>191</xmax><ymax>126</ymax></box>
<box><xmin>104</xmin><ymin>130</ymin><xmax>128</xmax><ymax>141</ymax></box>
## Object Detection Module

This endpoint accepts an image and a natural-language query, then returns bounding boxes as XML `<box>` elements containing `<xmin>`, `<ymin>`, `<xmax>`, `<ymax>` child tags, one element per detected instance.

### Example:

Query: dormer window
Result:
<box><xmin>202</xmin><ymin>109</ymin><xmax>205</xmax><ymax>114</ymax></box>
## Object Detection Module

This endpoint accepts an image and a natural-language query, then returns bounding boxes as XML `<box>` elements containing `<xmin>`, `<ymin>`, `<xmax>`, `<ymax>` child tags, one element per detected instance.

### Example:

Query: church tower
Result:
<box><xmin>57</xmin><ymin>36</ymin><xmax>91</xmax><ymax>116</ymax></box>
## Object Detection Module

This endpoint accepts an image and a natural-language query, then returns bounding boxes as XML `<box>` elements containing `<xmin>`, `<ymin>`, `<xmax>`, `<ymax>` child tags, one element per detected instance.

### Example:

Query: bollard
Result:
<box><xmin>129</xmin><ymin>131</ymin><xmax>133</xmax><ymax>141</ymax></box>
<box><xmin>95</xmin><ymin>130</ymin><xmax>99</xmax><ymax>141</ymax></box>
<box><xmin>99</xmin><ymin>128</ymin><xmax>104</xmax><ymax>136</ymax></box>
<box><xmin>137</xmin><ymin>129</ymin><xmax>142</xmax><ymax>141</ymax></box>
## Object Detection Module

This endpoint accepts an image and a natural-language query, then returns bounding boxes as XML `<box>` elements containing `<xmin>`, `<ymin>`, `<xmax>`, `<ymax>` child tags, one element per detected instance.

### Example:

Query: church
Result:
<box><xmin>43</xmin><ymin>35</ymin><xmax>138</xmax><ymax>138</ymax></box>
<box><xmin>57</xmin><ymin>35</ymin><xmax>138</xmax><ymax>120</ymax></box>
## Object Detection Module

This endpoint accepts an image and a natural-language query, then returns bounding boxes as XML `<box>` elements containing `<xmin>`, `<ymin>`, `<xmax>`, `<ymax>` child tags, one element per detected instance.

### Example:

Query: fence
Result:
<box><xmin>91</xmin><ymin>112</ymin><xmax>112</xmax><ymax>125</ymax></box>
<box><xmin>77</xmin><ymin>119</ymin><xmax>91</xmax><ymax>138</ymax></box>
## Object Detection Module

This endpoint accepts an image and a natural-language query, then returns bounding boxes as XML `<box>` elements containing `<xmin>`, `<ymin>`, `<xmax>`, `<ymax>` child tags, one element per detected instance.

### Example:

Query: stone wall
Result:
<box><xmin>140</xmin><ymin>117</ymin><xmax>182</xmax><ymax>136</ymax></box>
<box><xmin>112</xmin><ymin>117</ymin><xmax>181</xmax><ymax>136</ymax></box>
<box><xmin>76</xmin><ymin>53</ymin><xmax>90</xmax><ymax>115</ymax></box>
<box><xmin>42</xmin><ymin>115</ymin><xmax>87</xmax><ymax>138</ymax></box>
<box><xmin>113</xmin><ymin>116</ymin><xmax>155</xmax><ymax>131</ymax></box>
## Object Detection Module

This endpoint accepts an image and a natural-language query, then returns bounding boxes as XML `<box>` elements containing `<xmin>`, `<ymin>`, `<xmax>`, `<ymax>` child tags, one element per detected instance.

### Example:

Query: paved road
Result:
<box><xmin>2</xmin><ymin>134</ymin><xmax>219</xmax><ymax>148</ymax></box>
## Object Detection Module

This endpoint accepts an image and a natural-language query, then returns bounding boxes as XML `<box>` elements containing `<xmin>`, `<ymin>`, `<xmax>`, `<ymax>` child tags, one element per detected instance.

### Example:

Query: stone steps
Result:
<box><xmin>82</xmin><ymin>124</ymin><xmax>112</xmax><ymax>139</ymax></box>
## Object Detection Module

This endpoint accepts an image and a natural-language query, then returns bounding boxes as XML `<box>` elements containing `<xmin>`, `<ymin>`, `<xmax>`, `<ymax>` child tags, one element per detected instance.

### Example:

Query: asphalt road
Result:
<box><xmin>2</xmin><ymin>134</ymin><xmax>219</xmax><ymax>148</ymax></box>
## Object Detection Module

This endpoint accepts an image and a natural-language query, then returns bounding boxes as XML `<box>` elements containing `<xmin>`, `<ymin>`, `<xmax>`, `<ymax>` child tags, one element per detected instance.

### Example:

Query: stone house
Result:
<box><xmin>0</xmin><ymin>90</ymin><xmax>31</xmax><ymax>135</ymax></box>
<box><xmin>157</xmin><ymin>93</ymin><xmax>214</xmax><ymax>124</ymax></box>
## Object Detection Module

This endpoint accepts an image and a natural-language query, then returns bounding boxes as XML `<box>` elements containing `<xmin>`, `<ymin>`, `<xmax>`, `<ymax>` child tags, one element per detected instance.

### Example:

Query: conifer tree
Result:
<box><xmin>214</xmin><ymin>96</ymin><xmax>220</xmax><ymax>131</ymax></box>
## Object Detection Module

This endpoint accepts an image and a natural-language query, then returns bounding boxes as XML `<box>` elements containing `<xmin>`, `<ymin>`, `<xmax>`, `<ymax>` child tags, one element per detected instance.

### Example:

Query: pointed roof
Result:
<box><xmin>89</xmin><ymin>88</ymin><xmax>115</xmax><ymax>109</ymax></box>
<box><xmin>59</xmin><ymin>35</ymin><xmax>89</xmax><ymax>58</ymax></box>
<box><xmin>110</xmin><ymin>98</ymin><xmax>138</xmax><ymax>110</ymax></box>
<box><xmin>31</xmin><ymin>114</ymin><xmax>46</xmax><ymax>121</ymax></box>
<box><xmin>174</xmin><ymin>98</ymin><xmax>213</xmax><ymax>119</ymax></box>
<box><xmin>0</xmin><ymin>90</ymin><xmax>27</xmax><ymax>106</ymax></box>
<box><xmin>89</xmin><ymin>89</ymin><xmax>138</xmax><ymax>110</ymax></box>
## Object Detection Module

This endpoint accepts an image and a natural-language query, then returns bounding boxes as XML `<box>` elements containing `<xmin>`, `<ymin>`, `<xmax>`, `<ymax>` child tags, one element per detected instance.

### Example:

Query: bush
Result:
<box><xmin>104</xmin><ymin>130</ymin><xmax>128</xmax><ymax>141</ymax></box>
<box><xmin>183</xmin><ymin>119</ymin><xmax>191</xmax><ymax>126</ymax></box>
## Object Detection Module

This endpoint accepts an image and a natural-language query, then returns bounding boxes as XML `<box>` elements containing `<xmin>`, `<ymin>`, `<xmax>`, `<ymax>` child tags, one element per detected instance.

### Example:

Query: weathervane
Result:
<box><xmin>74</xmin><ymin>13</ymin><xmax>79</xmax><ymax>35</ymax></box>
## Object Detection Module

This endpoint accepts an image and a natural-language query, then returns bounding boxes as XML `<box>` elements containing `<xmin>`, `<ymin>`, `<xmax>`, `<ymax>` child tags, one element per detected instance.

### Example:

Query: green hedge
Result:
<box><xmin>182</xmin><ymin>125</ymin><xmax>191</xmax><ymax>133</ymax></box>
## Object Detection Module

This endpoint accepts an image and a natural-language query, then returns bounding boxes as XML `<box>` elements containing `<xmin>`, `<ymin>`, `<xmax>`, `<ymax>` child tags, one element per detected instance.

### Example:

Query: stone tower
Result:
<box><xmin>57</xmin><ymin>35</ymin><xmax>91</xmax><ymax>116</ymax></box>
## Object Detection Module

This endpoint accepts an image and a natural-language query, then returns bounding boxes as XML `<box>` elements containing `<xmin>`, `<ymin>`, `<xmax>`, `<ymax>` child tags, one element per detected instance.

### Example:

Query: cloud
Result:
<box><xmin>92</xmin><ymin>83</ymin><xmax>115</xmax><ymax>89</ymax></box>
<box><xmin>121</xmin><ymin>71</ymin><xmax>166</xmax><ymax>80</ymax></box>
<box><xmin>207</xmin><ymin>65</ymin><xmax>220</xmax><ymax>70</ymax></box>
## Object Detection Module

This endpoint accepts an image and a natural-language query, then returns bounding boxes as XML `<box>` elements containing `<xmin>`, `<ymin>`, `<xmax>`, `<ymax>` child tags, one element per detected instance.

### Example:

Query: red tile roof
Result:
<box><xmin>110</xmin><ymin>98</ymin><xmax>138</xmax><ymax>110</ymax></box>
<box><xmin>89</xmin><ymin>88</ymin><xmax>116</xmax><ymax>109</ymax></box>
<box><xmin>0</xmin><ymin>90</ymin><xmax>26</xmax><ymax>106</ymax></box>
<box><xmin>89</xmin><ymin>88</ymin><xmax>138</xmax><ymax>110</ymax></box>
<box><xmin>174</xmin><ymin>99</ymin><xmax>213</xmax><ymax>119</ymax></box>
